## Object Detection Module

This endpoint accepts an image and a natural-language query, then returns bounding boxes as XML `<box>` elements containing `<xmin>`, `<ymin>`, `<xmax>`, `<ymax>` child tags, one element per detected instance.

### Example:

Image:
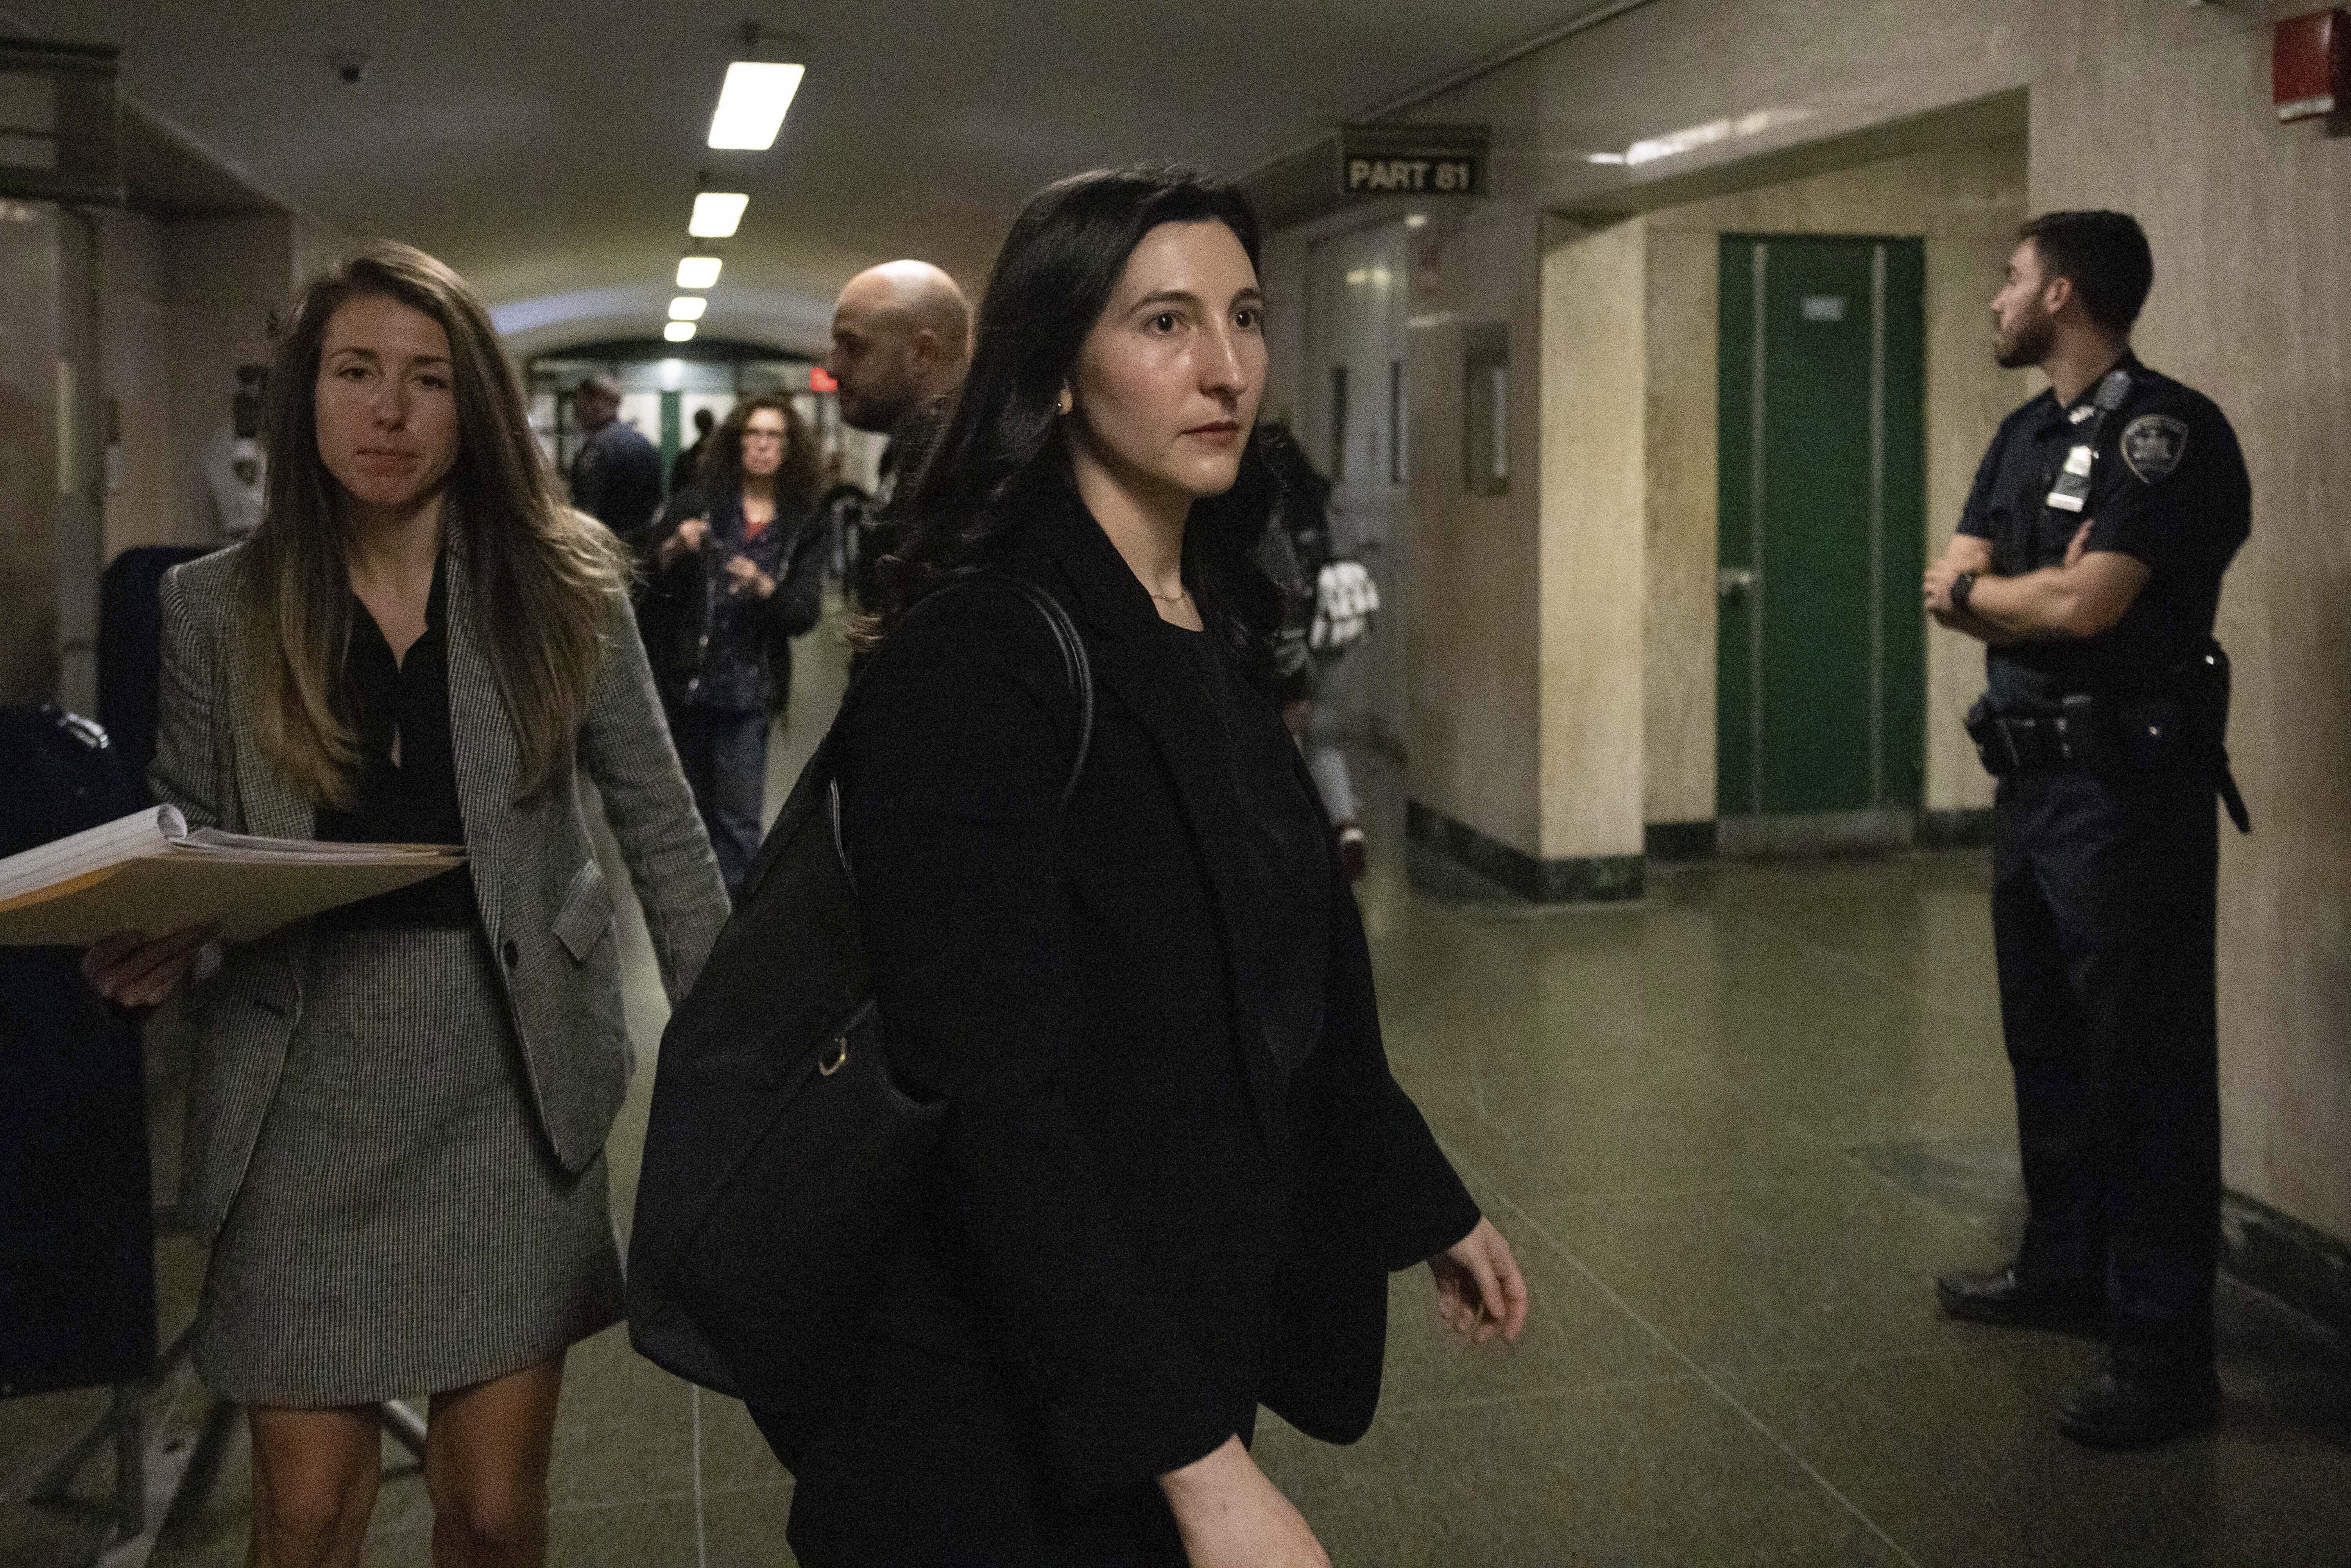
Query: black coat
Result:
<box><xmin>785</xmin><ymin>491</ymin><xmax>1477</xmax><ymax>1562</ymax></box>
<box><xmin>568</xmin><ymin>420</ymin><xmax>664</xmax><ymax>539</ymax></box>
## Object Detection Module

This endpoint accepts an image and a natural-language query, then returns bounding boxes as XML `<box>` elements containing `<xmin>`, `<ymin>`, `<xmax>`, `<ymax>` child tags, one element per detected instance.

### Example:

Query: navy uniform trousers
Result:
<box><xmin>1992</xmin><ymin>763</ymin><xmax>2220</xmax><ymax>1364</ymax></box>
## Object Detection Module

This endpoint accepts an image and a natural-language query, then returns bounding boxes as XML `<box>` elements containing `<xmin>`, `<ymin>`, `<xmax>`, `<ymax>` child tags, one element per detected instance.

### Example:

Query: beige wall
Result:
<box><xmin>99</xmin><ymin>209</ymin><xmax>332</xmax><ymax>560</ymax></box>
<box><xmin>2031</xmin><ymin>24</ymin><xmax>2351</xmax><ymax>1242</ymax></box>
<box><xmin>2</xmin><ymin>150</ymin><xmax>338</xmax><ymax>710</ymax></box>
<box><xmin>1639</xmin><ymin>136</ymin><xmax>2034</xmax><ymax>823</ymax></box>
<box><xmin>164</xmin><ymin>213</ymin><xmax>298</xmax><ymax>551</ymax></box>
<box><xmin>1404</xmin><ymin>205</ymin><xmax>1547</xmax><ymax>856</ymax></box>
<box><xmin>95</xmin><ymin>208</ymin><xmax>183</xmax><ymax>559</ymax></box>
<box><xmin>0</xmin><ymin>199</ymin><xmax>63</xmax><ymax>704</ymax></box>
<box><xmin>1259</xmin><ymin>229</ymin><xmax>1310</xmax><ymax>434</ymax></box>
<box><xmin>1381</xmin><ymin>0</ymin><xmax>2351</xmax><ymax>1241</ymax></box>
<box><xmin>1641</xmin><ymin>221</ymin><xmax>1718</xmax><ymax>826</ymax></box>
<box><xmin>1539</xmin><ymin>218</ymin><xmax>1647</xmax><ymax>861</ymax></box>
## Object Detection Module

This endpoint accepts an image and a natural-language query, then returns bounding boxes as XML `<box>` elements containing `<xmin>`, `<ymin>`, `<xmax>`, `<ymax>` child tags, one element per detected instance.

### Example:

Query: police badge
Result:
<box><xmin>2120</xmin><ymin>414</ymin><xmax>2189</xmax><ymax>483</ymax></box>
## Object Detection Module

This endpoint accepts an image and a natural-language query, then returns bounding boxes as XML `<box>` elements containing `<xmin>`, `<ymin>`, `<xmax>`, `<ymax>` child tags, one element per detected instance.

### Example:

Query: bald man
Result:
<box><xmin>826</xmin><ymin>260</ymin><xmax>970</xmax><ymax>436</ymax></box>
<box><xmin>825</xmin><ymin>260</ymin><xmax>970</xmax><ymax>609</ymax></box>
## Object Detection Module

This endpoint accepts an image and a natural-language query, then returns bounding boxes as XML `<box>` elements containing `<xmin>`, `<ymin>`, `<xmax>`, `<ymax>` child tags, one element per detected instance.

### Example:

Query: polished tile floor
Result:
<box><xmin>8</xmin><ymin>614</ymin><xmax>2350</xmax><ymax>1567</ymax></box>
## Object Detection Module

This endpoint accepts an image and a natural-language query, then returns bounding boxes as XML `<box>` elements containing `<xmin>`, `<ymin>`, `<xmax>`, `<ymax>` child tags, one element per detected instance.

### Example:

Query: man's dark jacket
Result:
<box><xmin>570</xmin><ymin>420</ymin><xmax>665</xmax><ymax>541</ymax></box>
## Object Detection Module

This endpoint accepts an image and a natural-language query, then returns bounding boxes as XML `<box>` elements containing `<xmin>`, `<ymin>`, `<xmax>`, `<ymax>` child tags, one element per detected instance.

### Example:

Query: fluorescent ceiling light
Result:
<box><xmin>707</xmin><ymin>61</ymin><xmax>805</xmax><ymax>150</ymax></box>
<box><xmin>1618</xmin><ymin>107</ymin><xmax>1814</xmax><ymax>169</ymax></box>
<box><xmin>664</xmin><ymin>321</ymin><xmax>697</xmax><ymax>343</ymax></box>
<box><xmin>677</xmin><ymin>256</ymin><xmax>722</xmax><ymax>289</ymax></box>
<box><xmin>689</xmin><ymin>192</ymin><xmax>748</xmax><ymax>238</ymax></box>
<box><xmin>668</xmin><ymin>295</ymin><xmax>708</xmax><ymax>321</ymax></box>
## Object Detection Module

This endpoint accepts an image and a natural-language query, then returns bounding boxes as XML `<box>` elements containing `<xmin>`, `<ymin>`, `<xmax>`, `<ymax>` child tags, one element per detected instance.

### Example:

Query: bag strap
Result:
<box><xmin>823</xmin><ymin>575</ymin><xmax>1094</xmax><ymax>875</ymax></box>
<box><xmin>870</xmin><ymin>572</ymin><xmax>1092</xmax><ymax>807</ymax></box>
<box><xmin>737</xmin><ymin>574</ymin><xmax>1094</xmax><ymax>907</ymax></box>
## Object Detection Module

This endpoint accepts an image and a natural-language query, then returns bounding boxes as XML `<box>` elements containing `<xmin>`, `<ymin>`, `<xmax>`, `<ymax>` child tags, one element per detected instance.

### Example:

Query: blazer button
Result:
<box><xmin>502</xmin><ymin>938</ymin><xmax>520</xmax><ymax>968</ymax></box>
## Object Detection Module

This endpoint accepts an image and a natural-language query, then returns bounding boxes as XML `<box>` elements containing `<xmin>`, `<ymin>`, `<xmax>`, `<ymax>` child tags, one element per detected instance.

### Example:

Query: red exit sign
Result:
<box><xmin>2275</xmin><ymin>8</ymin><xmax>2349</xmax><ymax>121</ymax></box>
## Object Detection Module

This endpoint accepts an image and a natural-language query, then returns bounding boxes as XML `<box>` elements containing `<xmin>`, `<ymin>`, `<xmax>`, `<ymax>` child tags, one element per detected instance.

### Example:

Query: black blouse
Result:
<box><xmin>1156</xmin><ymin>614</ymin><xmax>1332</xmax><ymax>1065</ymax></box>
<box><xmin>316</xmin><ymin>553</ymin><xmax>476</xmax><ymax>930</ymax></box>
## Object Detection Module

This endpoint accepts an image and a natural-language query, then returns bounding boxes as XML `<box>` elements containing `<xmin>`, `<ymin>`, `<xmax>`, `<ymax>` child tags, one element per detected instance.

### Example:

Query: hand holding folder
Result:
<box><xmin>0</xmin><ymin>806</ymin><xmax>465</xmax><ymax>948</ymax></box>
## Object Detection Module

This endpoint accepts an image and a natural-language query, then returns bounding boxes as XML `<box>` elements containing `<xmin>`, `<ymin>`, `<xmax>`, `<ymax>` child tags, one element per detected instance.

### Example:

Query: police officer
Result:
<box><xmin>568</xmin><ymin>372</ymin><xmax>665</xmax><ymax>543</ymax></box>
<box><xmin>1923</xmin><ymin>210</ymin><xmax>2251</xmax><ymax>1449</ymax></box>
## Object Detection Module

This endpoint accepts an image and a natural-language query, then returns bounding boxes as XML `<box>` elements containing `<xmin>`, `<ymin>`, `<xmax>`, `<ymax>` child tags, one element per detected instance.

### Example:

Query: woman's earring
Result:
<box><xmin>1056</xmin><ymin>386</ymin><xmax>1074</xmax><ymax>417</ymax></box>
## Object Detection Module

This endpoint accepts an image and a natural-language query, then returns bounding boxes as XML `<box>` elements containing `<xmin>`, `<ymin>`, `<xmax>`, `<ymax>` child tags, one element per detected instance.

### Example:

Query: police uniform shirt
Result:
<box><xmin>1959</xmin><ymin>353</ymin><xmax>2251</xmax><ymax>709</ymax></box>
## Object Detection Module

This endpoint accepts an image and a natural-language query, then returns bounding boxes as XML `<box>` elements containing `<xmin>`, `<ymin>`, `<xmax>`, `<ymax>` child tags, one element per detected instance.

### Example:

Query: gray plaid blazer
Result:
<box><xmin>150</xmin><ymin>520</ymin><xmax>731</xmax><ymax>1243</ymax></box>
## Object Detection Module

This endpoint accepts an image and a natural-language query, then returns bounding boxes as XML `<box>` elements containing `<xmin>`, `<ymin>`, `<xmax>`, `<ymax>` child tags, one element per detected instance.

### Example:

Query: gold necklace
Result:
<box><xmin>1146</xmin><ymin>584</ymin><xmax>1190</xmax><ymax>604</ymax></box>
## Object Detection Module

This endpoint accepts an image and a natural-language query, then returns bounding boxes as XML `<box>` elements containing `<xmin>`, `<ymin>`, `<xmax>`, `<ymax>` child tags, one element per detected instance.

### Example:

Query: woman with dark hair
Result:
<box><xmin>81</xmin><ymin>240</ymin><xmax>729</xmax><ymax>1567</ymax></box>
<box><xmin>637</xmin><ymin>395</ymin><xmax>825</xmax><ymax>894</ymax></box>
<box><xmin>795</xmin><ymin>168</ymin><xmax>1529</xmax><ymax>1566</ymax></box>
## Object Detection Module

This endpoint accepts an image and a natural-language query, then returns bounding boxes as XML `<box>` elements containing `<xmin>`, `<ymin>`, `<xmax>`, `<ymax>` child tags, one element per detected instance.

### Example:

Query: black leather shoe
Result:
<box><xmin>2057</xmin><ymin>1361</ymin><xmax>2220</xmax><ymax>1450</ymax></box>
<box><xmin>1934</xmin><ymin>1266</ymin><xmax>2104</xmax><ymax>1334</ymax></box>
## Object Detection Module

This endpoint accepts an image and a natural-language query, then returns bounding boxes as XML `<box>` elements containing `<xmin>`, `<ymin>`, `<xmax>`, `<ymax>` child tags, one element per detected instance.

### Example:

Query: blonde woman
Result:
<box><xmin>82</xmin><ymin>241</ymin><xmax>728</xmax><ymax>1567</ymax></box>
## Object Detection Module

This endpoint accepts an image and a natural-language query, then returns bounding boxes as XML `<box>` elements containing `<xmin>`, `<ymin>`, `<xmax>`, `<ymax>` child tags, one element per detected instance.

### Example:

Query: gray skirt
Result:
<box><xmin>193</xmin><ymin>925</ymin><xmax>624</xmax><ymax>1407</ymax></box>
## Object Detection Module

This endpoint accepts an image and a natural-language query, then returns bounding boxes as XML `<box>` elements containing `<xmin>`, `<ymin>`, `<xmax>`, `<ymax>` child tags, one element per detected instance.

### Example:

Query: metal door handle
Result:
<box><xmin>1717</xmin><ymin>567</ymin><xmax>1758</xmax><ymax>598</ymax></box>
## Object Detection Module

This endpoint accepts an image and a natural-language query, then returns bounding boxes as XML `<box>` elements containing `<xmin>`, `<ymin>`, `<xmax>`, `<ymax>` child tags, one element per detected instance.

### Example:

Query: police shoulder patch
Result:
<box><xmin>2120</xmin><ymin>413</ymin><xmax>2190</xmax><ymax>483</ymax></box>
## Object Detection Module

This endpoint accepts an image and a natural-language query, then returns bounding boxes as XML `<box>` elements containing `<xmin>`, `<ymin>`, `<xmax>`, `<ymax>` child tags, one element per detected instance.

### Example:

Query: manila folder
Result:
<box><xmin>0</xmin><ymin>806</ymin><xmax>464</xmax><ymax>946</ymax></box>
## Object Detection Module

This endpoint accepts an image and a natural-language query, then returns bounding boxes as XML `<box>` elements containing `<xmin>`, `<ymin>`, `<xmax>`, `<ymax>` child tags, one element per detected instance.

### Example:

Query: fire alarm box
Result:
<box><xmin>2274</xmin><ymin>9</ymin><xmax>2349</xmax><ymax>122</ymax></box>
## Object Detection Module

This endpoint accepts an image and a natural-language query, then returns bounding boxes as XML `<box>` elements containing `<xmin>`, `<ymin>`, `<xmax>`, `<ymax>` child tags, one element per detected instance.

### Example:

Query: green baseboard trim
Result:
<box><xmin>1405</xmin><ymin>802</ymin><xmax>1644</xmax><ymax>903</ymax></box>
<box><xmin>1919</xmin><ymin>808</ymin><xmax>1994</xmax><ymax>848</ymax></box>
<box><xmin>2223</xmin><ymin>1188</ymin><xmax>2351</xmax><ymax>1344</ymax></box>
<box><xmin>1644</xmin><ymin>820</ymin><xmax>1719</xmax><ymax>860</ymax></box>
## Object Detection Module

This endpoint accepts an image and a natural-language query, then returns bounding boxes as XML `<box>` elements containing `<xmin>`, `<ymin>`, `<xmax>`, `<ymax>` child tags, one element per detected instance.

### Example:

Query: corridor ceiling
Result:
<box><xmin>14</xmin><ymin>0</ymin><xmax>1585</xmax><ymax>355</ymax></box>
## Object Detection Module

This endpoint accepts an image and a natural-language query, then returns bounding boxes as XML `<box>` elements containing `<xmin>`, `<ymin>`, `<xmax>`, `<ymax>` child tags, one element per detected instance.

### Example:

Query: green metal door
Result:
<box><xmin>1717</xmin><ymin>235</ymin><xmax>1925</xmax><ymax>818</ymax></box>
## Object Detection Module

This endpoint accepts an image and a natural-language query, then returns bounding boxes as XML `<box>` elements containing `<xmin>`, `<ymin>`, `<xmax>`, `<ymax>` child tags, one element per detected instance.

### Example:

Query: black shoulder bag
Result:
<box><xmin>625</xmin><ymin>575</ymin><xmax>1093</xmax><ymax>1453</ymax></box>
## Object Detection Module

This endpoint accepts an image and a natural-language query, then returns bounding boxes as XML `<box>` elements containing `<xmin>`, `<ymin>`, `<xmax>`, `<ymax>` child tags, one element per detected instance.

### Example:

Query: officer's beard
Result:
<box><xmin>1995</xmin><ymin>305</ymin><xmax>2056</xmax><ymax>370</ymax></box>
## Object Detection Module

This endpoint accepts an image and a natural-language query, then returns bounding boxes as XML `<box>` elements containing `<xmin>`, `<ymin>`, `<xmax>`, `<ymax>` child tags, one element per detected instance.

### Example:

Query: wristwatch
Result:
<box><xmin>1950</xmin><ymin>571</ymin><xmax>1977</xmax><ymax>615</ymax></box>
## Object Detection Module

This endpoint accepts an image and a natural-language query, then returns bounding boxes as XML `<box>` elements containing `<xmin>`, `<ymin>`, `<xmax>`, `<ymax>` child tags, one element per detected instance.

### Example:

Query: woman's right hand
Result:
<box><xmin>1158</xmin><ymin>1436</ymin><xmax>1330</xmax><ymax>1568</ymax></box>
<box><xmin>658</xmin><ymin>516</ymin><xmax>711</xmax><ymax>567</ymax></box>
<box><xmin>81</xmin><ymin>924</ymin><xmax>215</xmax><ymax>1009</ymax></box>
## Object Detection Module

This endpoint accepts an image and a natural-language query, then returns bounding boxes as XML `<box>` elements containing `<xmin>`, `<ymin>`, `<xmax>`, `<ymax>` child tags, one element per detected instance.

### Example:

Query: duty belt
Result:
<box><xmin>1968</xmin><ymin>673</ymin><xmax>2251</xmax><ymax>834</ymax></box>
<box><xmin>1975</xmin><ymin>702</ymin><xmax>2098</xmax><ymax>774</ymax></box>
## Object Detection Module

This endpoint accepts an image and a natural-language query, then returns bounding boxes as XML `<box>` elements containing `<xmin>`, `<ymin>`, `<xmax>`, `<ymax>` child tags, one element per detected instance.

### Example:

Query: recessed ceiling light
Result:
<box><xmin>664</xmin><ymin>322</ymin><xmax>697</xmax><ymax>343</ymax></box>
<box><xmin>677</xmin><ymin>256</ymin><xmax>722</xmax><ymax>289</ymax></box>
<box><xmin>689</xmin><ymin>192</ymin><xmax>748</xmax><ymax>238</ymax></box>
<box><xmin>707</xmin><ymin>61</ymin><xmax>806</xmax><ymax>151</ymax></box>
<box><xmin>669</xmin><ymin>295</ymin><xmax>708</xmax><ymax>321</ymax></box>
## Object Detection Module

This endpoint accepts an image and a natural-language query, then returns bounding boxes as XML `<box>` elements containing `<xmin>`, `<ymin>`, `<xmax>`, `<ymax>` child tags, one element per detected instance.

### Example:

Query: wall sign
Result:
<box><xmin>1346</xmin><ymin>154</ymin><xmax>1479</xmax><ymax>196</ymax></box>
<box><xmin>1338</xmin><ymin>125</ymin><xmax>1488</xmax><ymax>202</ymax></box>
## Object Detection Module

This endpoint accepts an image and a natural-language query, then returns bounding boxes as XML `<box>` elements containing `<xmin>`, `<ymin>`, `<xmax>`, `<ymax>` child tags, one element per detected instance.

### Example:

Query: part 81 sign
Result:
<box><xmin>1346</xmin><ymin>156</ymin><xmax>1479</xmax><ymax>195</ymax></box>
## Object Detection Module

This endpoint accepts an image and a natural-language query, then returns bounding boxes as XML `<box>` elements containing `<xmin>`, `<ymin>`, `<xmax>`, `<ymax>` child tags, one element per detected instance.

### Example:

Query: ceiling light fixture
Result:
<box><xmin>664</xmin><ymin>322</ymin><xmax>697</xmax><ymax>343</ymax></box>
<box><xmin>669</xmin><ymin>295</ymin><xmax>708</xmax><ymax>321</ymax></box>
<box><xmin>689</xmin><ymin>192</ymin><xmax>748</xmax><ymax>238</ymax></box>
<box><xmin>677</xmin><ymin>256</ymin><xmax>723</xmax><ymax>289</ymax></box>
<box><xmin>707</xmin><ymin>60</ymin><xmax>806</xmax><ymax>151</ymax></box>
<box><xmin>1617</xmin><ymin>107</ymin><xmax>1814</xmax><ymax>169</ymax></box>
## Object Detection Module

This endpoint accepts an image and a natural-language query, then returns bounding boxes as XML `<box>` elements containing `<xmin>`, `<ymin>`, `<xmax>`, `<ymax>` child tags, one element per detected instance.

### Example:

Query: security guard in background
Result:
<box><xmin>1924</xmin><ymin>210</ymin><xmax>2251</xmax><ymax>1449</ymax></box>
<box><xmin>568</xmin><ymin>372</ymin><xmax>666</xmax><ymax>543</ymax></box>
